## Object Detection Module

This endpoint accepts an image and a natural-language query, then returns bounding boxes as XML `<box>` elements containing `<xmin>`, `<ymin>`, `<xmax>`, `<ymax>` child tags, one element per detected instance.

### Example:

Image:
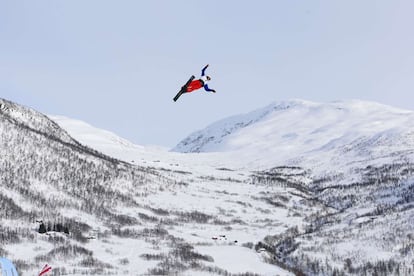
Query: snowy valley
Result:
<box><xmin>1</xmin><ymin>98</ymin><xmax>414</xmax><ymax>275</ymax></box>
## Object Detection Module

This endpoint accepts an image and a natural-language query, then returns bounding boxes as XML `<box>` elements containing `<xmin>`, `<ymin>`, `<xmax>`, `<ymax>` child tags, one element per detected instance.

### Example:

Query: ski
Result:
<box><xmin>173</xmin><ymin>75</ymin><xmax>195</xmax><ymax>102</ymax></box>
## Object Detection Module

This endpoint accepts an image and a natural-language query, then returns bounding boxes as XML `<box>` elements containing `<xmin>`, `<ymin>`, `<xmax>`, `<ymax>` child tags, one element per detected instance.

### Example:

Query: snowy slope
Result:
<box><xmin>49</xmin><ymin>115</ymin><xmax>238</xmax><ymax>174</ymax></box>
<box><xmin>2</xmin><ymin>98</ymin><xmax>302</xmax><ymax>275</ymax></box>
<box><xmin>3</xmin><ymin>98</ymin><xmax>414</xmax><ymax>275</ymax></box>
<box><xmin>49</xmin><ymin>115</ymin><xmax>152</xmax><ymax>162</ymax></box>
<box><xmin>52</xmin><ymin>99</ymin><xmax>414</xmax><ymax>274</ymax></box>
<box><xmin>50</xmin><ymin>115</ymin><xmax>142</xmax><ymax>150</ymax></box>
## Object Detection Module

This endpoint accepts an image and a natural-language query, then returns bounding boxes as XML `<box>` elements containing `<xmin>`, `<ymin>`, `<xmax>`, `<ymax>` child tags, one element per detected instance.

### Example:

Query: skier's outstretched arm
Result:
<box><xmin>204</xmin><ymin>84</ymin><xmax>216</xmax><ymax>93</ymax></box>
<box><xmin>201</xmin><ymin>64</ymin><xmax>209</xmax><ymax>76</ymax></box>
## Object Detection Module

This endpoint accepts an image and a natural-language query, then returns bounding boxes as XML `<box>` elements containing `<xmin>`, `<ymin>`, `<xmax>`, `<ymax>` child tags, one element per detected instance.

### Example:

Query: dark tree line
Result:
<box><xmin>38</xmin><ymin>221</ymin><xmax>70</xmax><ymax>235</ymax></box>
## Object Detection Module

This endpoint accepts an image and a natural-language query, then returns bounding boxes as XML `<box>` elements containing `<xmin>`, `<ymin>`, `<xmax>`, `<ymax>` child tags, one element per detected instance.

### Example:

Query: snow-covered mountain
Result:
<box><xmin>173</xmin><ymin>99</ymin><xmax>414</xmax><ymax>169</ymax></box>
<box><xmin>52</xmin><ymin>98</ymin><xmax>414</xmax><ymax>275</ymax></box>
<box><xmin>1</xmin><ymin>98</ymin><xmax>303</xmax><ymax>275</ymax></box>
<box><xmin>171</xmin><ymin>99</ymin><xmax>414</xmax><ymax>275</ymax></box>
<box><xmin>174</xmin><ymin>99</ymin><xmax>414</xmax><ymax>153</ymax></box>
<box><xmin>2</xmin><ymin>98</ymin><xmax>414</xmax><ymax>275</ymax></box>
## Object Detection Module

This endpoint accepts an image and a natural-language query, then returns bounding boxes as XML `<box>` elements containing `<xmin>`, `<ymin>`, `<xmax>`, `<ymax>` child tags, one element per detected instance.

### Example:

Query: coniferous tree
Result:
<box><xmin>63</xmin><ymin>225</ymin><xmax>70</xmax><ymax>235</ymax></box>
<box><xmin>56</xmin><ymin>223</ymin><xmax>62</xmax><ymax>232</ymax></box>
<box><xmin>38</xmin><ymin>222</ymin><xmax>47</xmax><ymax>234</ymax></box>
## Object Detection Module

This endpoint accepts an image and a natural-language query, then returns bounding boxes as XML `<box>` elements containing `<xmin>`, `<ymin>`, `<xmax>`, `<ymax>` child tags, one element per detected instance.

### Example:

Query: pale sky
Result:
<box><xmin>1</xmin><ymin>1</ymin><xmax>413</xmax><ymax>147</ymax></box>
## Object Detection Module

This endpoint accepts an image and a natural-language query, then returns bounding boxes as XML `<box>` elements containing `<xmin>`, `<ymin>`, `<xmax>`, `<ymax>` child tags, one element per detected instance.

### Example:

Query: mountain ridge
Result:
<box><xmin>173</xmin><ymin>99</ymin><xmax>414</xmax><ymax>153</ymax></box>
<box><xmin>170</xmin><ymin>99</ymin><xmax>414</xmax><ymax>173</ymax></box>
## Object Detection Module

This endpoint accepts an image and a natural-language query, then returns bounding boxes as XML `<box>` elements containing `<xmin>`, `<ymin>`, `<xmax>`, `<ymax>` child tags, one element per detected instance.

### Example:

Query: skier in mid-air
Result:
<box><xmin>186</xmin><ymin>64</ymin><xmax>216</xmax><ymax>94</ymax></box>
<box><xmin>173</xmin><ymin>64</ymin><xmax>216</xmax><ymax>102</ymax></box>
